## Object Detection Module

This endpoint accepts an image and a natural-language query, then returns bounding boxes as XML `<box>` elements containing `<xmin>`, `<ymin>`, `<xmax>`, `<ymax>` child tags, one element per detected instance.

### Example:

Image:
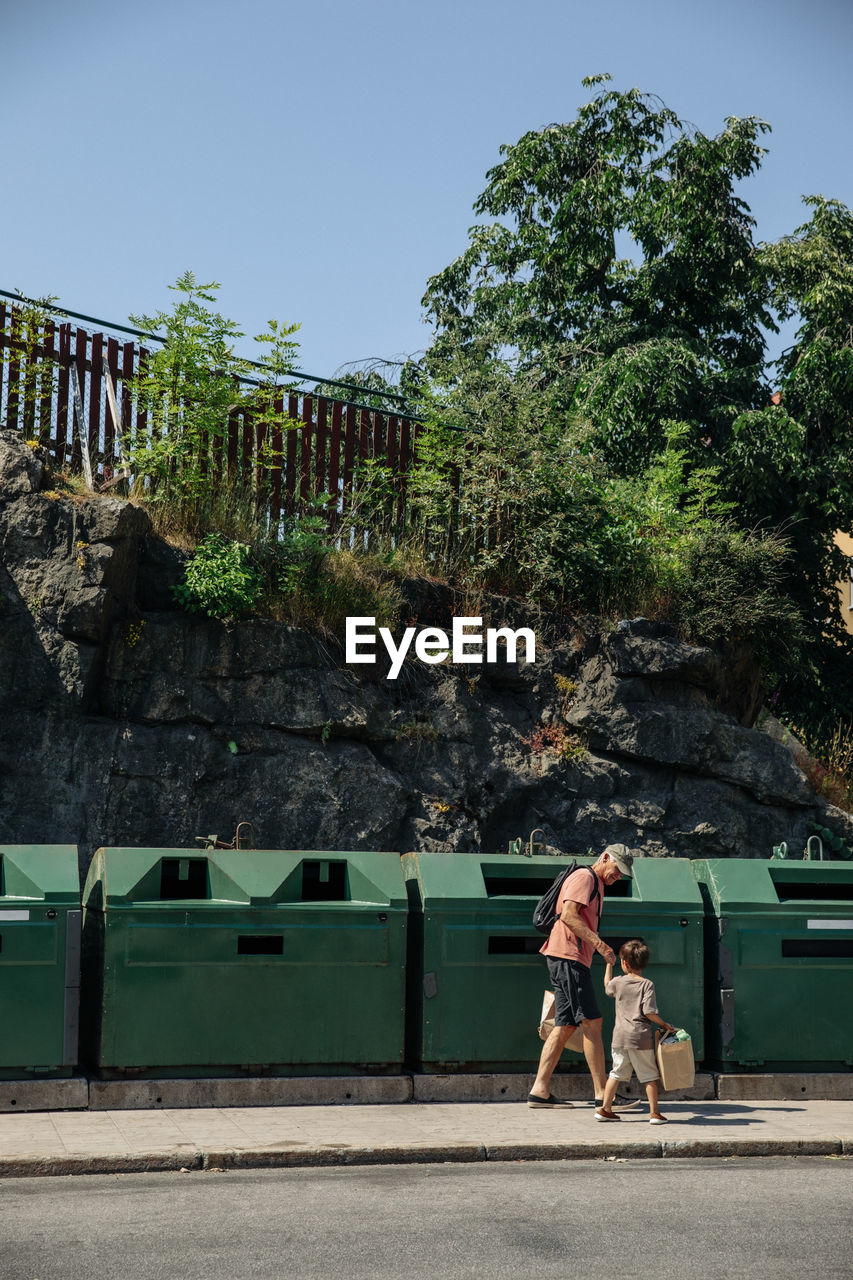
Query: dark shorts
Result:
<box><xmin>546</xmin><ymin>956</ymin><xmax>601</xmax><ymax>1026</ymax></box>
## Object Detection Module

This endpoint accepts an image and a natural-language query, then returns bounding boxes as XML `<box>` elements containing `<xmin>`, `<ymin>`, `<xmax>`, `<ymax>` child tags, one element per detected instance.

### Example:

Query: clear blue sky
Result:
<box><xmin>3</xmin><ymin>0</ymin><xmax>851</xmax><ymax>379</ymax></box>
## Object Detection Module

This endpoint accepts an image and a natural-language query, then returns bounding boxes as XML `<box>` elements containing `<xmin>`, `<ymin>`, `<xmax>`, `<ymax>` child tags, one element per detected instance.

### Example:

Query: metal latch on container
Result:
<box><xmin>508</xmin><ymin>828</ymin><xmax>549</xmax><ymax>858</ymax></box>
<box><xmin>195</xmin><ymin>821</ymin><xmax>256</xmax><ymax>851</ymax></box>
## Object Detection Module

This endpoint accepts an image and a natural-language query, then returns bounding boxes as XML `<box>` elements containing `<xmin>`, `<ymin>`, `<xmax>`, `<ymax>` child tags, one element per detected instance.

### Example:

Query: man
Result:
<box><xmin>528</xmin><ymin>843</ymin><xmax>641</xmax><ymax>1111</ymax></box>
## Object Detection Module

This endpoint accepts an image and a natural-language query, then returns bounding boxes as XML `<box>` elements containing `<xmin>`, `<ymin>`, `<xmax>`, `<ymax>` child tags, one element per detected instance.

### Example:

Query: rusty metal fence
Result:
<box><xmin>0</xmin><ymin>295</ymin><xmax>425</xmax><ymax>536</ymax></box>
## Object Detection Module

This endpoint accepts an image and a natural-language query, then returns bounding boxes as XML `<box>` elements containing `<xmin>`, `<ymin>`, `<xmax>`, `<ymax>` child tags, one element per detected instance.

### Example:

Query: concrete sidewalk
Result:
<box><xmin>1</xmin><ymin>1096</ymin><xmax>851</xmax><ymax>1178</ymax></box>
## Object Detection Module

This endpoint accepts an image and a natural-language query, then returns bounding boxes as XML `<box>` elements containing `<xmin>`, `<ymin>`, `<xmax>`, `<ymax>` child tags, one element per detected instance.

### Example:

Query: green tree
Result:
<box><xmin>727</xmin><ymin>197</ymin><xmax>853</xmax><ymax>732</ymax></box>
<box><xmin>420</xmin><ymin>77</ymin><xmax>853</xmax><ymax>733</ymax></box>
<box><xmin>422</xmin><ymin>74</ymin><xmax>773</xmax><ymax>473</ymax></box>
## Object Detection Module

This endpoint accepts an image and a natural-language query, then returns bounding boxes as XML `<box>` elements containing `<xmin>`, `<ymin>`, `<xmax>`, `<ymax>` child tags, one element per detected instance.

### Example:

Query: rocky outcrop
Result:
<box><xmin>0</xmin><ymin>431</ymin><xmax>847</xmax><ymax>876</ymax></box>
<box><xmin>0</xmin><ymin>434</ymin><xmax>150</xmax><ymax>709</ymax></box>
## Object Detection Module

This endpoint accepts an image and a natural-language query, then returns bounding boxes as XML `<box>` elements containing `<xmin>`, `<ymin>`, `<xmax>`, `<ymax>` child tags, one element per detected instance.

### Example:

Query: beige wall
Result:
<box><xmin>836</xmin><ymin>532</ymin><xmax>853</xmax><ymax>637</ymax></box>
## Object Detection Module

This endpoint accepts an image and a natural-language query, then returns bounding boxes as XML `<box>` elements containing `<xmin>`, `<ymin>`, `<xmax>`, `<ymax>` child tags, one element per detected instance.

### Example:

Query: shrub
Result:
<box><xmin>672</xmin><ymin>525</ymin><xmax>802</xmax><ymax>651</ymax></box>
<box><xmin>261</xmin><ymin>548</ymin><xmax>404</xmax><ymax>636</ymax></box>
<box><xmin>523</xmin><ymin>724</ymin><xmax>586</xmax><ymax>761</ymax></box>
<box><xmin>128</xmin><ymin>272</ymin><xmax>301</xmax><ymax>531</ymax></box>
<box><xmin>784</xmin><ymin>721</ymin><xmax>853</xmax><ymax>814</ymax></box>
<box><xmin>173</xmin><ymin>533</ymin><xmax>262</xmax><ymax>621</ymax></box>
<box><xmin>263</xmin><ymin>508</ymin><xmax>332</xmax><ymax>600</ymax></box>
<box><xmin>404</xmin><ymin>374</ymin><xmax>643</xmax><ymax>606</ymax></box>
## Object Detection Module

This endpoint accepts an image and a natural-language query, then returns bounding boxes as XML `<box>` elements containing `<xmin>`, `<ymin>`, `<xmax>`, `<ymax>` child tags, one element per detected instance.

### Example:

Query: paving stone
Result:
<box><xmin>1</xmin><ymin>1097</ymin><xmax>851</xmax><ymax>1178</ymax></box>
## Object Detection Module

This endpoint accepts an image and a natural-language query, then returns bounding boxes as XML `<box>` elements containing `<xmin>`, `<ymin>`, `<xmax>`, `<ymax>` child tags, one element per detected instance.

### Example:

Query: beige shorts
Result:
<box><xmin>609</xmin><ymin>1046</ymin><xmax>659</xmax><ymax>1085</ymax></box>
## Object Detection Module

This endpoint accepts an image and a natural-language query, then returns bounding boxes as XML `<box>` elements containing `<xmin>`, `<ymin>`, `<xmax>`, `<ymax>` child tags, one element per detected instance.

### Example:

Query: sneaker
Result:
<box><xmin>527</xmin><ymin>1092</ymin><xmax>574</xmax><ymax>1108</ymax></box>
<box><xmin>593</xmin><ymin>1094</ymin><xmax>642</xmax><ymax>1112</ymax></box>
<box><xmin>594</xmin><ymin>1108</ymin><xmax>621</xmax><ymax>1122</ymax></box>
<box><xmin>649</xmin><ymin>1115</ymin><xmax>669</xmax><ymax>1125</ymax></box>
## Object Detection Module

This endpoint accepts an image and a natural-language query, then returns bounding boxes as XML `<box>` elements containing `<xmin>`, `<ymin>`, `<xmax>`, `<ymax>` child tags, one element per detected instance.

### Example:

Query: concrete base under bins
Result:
<box><xmin>1</xmin><ymin>1072</ymin><xmax>851</xmax><ymax>1111</ymax></box>
<box><xmin>0</xmin><ymin>1078</ymin><xmax>88</xmax><ymax>1113</ymax></box>
<box><xmin>717</xmin><ymin>1073</ymin><xmax>853</xmax><ymax>1101</ymax></box>
<box><xmin>412</xmin><ymin>1073</ymin><xmax>716</xmax><ymax>1102</ymax></box>
<box><xmin>88</xmin><ymin>1075</ymin><xmax>413</xmax><ymax>1110</ymax></box>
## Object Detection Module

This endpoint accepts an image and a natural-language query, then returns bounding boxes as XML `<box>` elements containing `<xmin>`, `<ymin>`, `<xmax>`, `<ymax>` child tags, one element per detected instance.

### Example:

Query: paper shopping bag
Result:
<box><xmin>538</xmin><ymin>990</ymin><xmax>585</xmax><ymax>1051</ymax></box>
<box><xmin>655</xmin><ymin>1029</ymin><xmax>695</xmax><ymax>1090</ymax></box>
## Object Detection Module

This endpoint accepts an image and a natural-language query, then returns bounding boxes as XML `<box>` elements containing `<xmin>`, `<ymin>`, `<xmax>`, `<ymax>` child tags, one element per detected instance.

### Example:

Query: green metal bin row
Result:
<box><xmin>81</xmin><ymin>848</ymin><xmax>408</xmax><ymax>1078</ymax></box>
<box><xmin>2</xmin><ymin>844</ymin><xmax>852</xmax><ymax>1077</ymax></box>
<box><xmin>403</xmin><ymin>853</ymin><xmax>706</xmax><ymax>1072</ymax></box>
<box><xmin>406</xmin><ymin>854</ymin><xmax>853</xmax><ymax>1074</ymax></box>
<box><xmin>0</xmin><ymin>845</ymin><xmax>81</xmax><ymax>1080</ymax></box>
<box><xmin>693</xmin><ymin>859</ymin><xmax>853</xmax><ymax>1071</ymax></box>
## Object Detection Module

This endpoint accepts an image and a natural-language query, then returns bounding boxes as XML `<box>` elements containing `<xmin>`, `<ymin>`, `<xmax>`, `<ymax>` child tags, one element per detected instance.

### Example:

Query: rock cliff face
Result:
<box><xmin>1</xmin><ymin>431</ymin><xmax>848</xmax><ymax>877</ymax></box>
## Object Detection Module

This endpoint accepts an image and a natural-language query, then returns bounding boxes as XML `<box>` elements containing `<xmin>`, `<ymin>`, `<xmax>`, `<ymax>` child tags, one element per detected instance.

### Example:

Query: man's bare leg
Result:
<box><xmin>580</xmin><ymin>1017</ymin><xmax>608</xmax><ymax>1098</ymax></box>
<box><xmin>530</xmin><ymin>1024</ymin><xmax>574</xmax><ymax>1099</ymax></box>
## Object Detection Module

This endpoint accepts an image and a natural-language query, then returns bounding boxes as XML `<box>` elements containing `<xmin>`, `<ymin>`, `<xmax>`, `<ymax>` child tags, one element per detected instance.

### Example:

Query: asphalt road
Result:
<box><xmin>1</xmin><ymin>1158</ymin><xmax>850</xmax><ymax>1280</ymax></box>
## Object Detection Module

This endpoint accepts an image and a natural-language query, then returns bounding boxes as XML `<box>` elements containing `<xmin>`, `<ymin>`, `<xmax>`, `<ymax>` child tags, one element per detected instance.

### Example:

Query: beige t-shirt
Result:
<box><xmin>605</xmin><ymin>974</ymin><xmax>658</xmax><ymax>1049</ymax></box>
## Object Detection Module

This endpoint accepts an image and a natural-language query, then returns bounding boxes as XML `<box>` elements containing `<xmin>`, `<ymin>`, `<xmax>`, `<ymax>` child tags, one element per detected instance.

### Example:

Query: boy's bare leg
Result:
<box><xmin>598</xmin><ymin>1076</ymin><xmax>619</xmax><ymax>1114</ymax></box>
<box><xmin>646</xmin><ymin>1079</ymin><xmax>665</xmax><ymax>1119</ymax></box>
<box><xmin>580</xmin><ymin>1017</ymin><xmax>608</xmax><ymax>1098</ymax></box>
<box><xmin>531</xmin><ymin>1024</ymin><xmax>574</xmax><ymax>1098</ymax></box>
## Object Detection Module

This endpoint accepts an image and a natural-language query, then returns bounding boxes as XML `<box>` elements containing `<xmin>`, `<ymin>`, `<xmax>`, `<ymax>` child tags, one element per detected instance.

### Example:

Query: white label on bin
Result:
<box><xmin>0</xmin><ymin>910</ymin><xmax>30</xmax><ymax>921</ymax></box>
<box><xmin>807</xmin><ymin>919</ymin><xmax>853</xmax><ymax>929</ymax></box>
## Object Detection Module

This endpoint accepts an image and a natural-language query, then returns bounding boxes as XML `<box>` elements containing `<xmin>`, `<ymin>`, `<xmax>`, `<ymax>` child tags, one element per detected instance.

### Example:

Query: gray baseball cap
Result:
<box><xmin>603</xmin><ymin>843</ymin><xmax>634</xmax><ymax>878</ymax></box>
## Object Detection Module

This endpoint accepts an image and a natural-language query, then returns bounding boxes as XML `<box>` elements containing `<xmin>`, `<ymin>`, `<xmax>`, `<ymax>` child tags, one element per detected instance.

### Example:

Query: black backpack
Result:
<box><xmin>532</xmin><ymin>861</ymin><xmax>599</xmax><ymax>935</ymax></box>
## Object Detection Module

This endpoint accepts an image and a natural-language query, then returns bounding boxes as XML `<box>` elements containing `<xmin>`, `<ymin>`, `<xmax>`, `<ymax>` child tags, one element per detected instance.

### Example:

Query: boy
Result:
<box><xmin>595</xmin><ymin>938</ymin><xmax>675</xmax><ymax>1125</ymax></box>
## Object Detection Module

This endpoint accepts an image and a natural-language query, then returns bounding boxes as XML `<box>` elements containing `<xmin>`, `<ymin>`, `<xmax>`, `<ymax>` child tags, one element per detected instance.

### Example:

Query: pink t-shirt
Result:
<box><xmin>539</xmin><ymin>867</ymin><xmax>602</xmax><ymax>968</ymax></box>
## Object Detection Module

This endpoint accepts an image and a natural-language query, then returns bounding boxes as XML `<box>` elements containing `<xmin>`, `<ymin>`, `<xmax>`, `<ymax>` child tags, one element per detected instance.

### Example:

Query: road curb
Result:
<box><xmin>0</xmin><ymin>1150</ymin><xmax>204</xmax><ymax>1178</ymax></box>
<box><xmin>660</xmin><ymin>1137</ymin><xmax>843</xmax><ymax>1158</ymax></box>
<box><xmin>482</xmin><ymin>1139</ymin><xmax>662</xmax><ymax>1160</ymax></box>
<box><xmin>202</xmin><ymin>1143</ymin><xmax>488</xmax><ymax>1170</ymax></box>
<box><xmin>0</xmin><ymin>1135</ymin><xmax>847</xmax><ymax>1179</ymax></box>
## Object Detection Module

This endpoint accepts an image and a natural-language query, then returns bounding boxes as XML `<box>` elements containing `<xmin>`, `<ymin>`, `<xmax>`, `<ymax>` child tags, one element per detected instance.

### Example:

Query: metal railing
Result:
<box><xmin>0</xmin><ymin>293</ymin><xmax>427</xmax><ymax>537</ymax></box>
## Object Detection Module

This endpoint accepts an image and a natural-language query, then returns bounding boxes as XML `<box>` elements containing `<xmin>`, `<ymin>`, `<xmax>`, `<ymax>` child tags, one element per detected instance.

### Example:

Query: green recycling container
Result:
<box><xmin>596</xmin><ymin>858</ymin><xmax>705</xmax><ymax>1065</ymax></box>
<box><xmin>81</xmin><ymin>848</ymin><xmax>407</xmax><ymax>1077</ymax></box>
<box><xmin>403</xmin><ymin>853</ymin><xmax>704</xmax><ymax>1072</ymax></box>
<box><xmin>0</xmin><ymin>844</ymin><xmax>81</xmax><ymax>1078</ymax></box>
<box><xmin>693</xmin><ymin>858</ymin><xmax>853</xmax><ymax>1070</ymax></box>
